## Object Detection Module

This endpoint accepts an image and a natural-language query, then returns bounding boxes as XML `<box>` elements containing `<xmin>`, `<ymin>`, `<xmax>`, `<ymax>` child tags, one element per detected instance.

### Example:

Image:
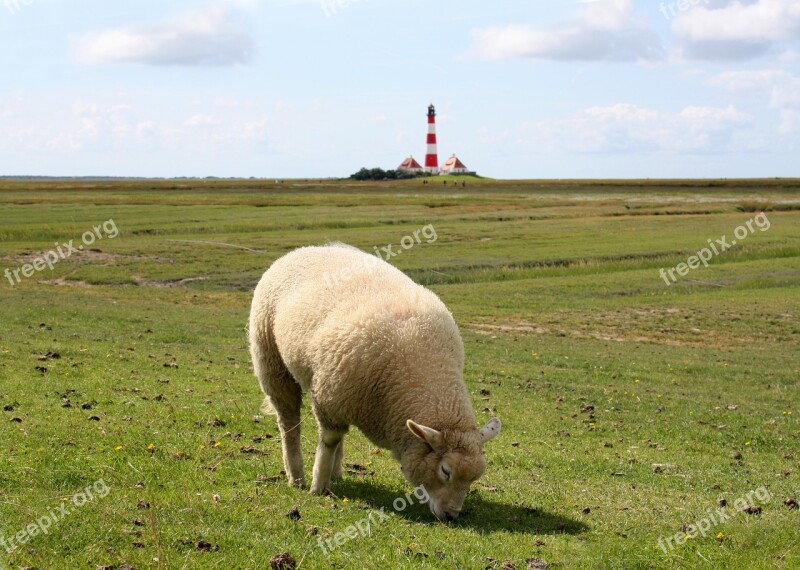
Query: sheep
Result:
<box><xmin>248</xmin><ymin>243</ymin><xmax>500</xmax><ymax>521</ymax></box>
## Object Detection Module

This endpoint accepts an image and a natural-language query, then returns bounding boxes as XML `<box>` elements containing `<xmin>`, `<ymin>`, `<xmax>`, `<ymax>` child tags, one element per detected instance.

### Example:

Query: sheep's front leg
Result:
<box><xmin>310</xmin><ymin>428</ymin><xmax>345</xmax><ymax>495</ymax></box>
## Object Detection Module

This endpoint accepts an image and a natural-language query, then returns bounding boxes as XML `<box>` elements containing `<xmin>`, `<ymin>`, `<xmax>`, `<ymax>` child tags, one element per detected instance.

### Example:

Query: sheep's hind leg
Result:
<box><xmin>331</xmin><ymin>438</ymin><xmax>345</xmax><ymax>481</ymax></box>
<box><xmin>310</xmin><ymin>427</ymin><xmax>346</xmax><ymax>495</ymax></box>
<box><xmin>274</xmin><ymin>386</ymin><xmax>305</xmax><ymax>489</ymax></box>
<box><xmin>258</xmin><ymin>366</ymin><xmax>305</xmax><ymax>487</ymax></box>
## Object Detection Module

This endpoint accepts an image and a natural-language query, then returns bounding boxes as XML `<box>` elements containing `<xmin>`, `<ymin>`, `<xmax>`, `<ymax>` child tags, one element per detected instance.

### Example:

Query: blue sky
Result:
<box><xmin>0</xmin><ymin>0</ymin><xmax>798</xmax><ymax>178</ymax></box>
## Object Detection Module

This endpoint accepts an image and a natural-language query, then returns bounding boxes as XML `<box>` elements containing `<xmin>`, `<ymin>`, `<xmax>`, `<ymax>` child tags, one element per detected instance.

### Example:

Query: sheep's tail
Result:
<box><xmin>249</xmin><ymin>316</ymin><xmax>279</xmax><ymax>417</ymax></box>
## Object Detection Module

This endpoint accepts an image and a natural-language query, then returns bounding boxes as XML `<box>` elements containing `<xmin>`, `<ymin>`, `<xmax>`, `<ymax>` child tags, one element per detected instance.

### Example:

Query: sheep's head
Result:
<box><xmin>401</xmin><ymin>417</ymin><xmax>501</xmax><ymax>521</ymax></box>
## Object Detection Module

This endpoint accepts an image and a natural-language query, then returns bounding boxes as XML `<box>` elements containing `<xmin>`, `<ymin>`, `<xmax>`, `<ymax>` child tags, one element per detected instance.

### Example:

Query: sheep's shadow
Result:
<box><xmin>332</xmin><ymin>479</ymin><xmax>588</xmax><ymax>535</ymax></box>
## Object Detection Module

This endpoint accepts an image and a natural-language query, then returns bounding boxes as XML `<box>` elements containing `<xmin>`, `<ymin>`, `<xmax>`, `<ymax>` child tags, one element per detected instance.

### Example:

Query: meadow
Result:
<box><xmin>0</xmin><ymin>177</ymin><xmax>798</xmax><ymax>569</ymax></box>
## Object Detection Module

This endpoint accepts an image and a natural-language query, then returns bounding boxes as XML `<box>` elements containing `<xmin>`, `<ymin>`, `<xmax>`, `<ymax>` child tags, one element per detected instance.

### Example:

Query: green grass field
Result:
<box><xmin>0</xmin><ymin>178</ymin><xmax>798</xmax><ymax>569</ymax></box>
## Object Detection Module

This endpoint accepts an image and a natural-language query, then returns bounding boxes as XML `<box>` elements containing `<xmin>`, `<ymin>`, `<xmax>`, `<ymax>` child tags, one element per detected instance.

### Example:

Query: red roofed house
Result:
<box><xmin>397</xmin><ymin>156</ymin><xmax>423</xmax><ymax>173</ymax></box>
<box><xmin>440</xmin><ymin>154</ymin><xmax>473</xmax><ymax>175</ymax></box>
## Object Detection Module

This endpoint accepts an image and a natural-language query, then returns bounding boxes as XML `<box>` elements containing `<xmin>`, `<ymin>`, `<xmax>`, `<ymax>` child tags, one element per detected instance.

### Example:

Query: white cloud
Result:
<box><xmin>709</xmin><ymin>69</ymin><xmax>790</xmax><ymax>91</ymax></box>
<box><xmin>72</xmin><ymin>4</ymin><xmax>255</xmax><ymax>66</ymax></box>
<box><xmin>673</xmin><ymin>0</ymin><xmax>800</xmax><ymax>43</ymax></box>
<box><xmin>185</xmin><ymin>113</ymin><xmax>221</xmax><ymax>127</ymax></box>
<box><xmin>710</xmin><ymin>69</ymin><xmax>800</xmax><ymax>132</ymax></box>
<box><xmin>778</xmin><ymin>49</ymin><xmax>800</xmax><ymax>64</ymax></box>
<box><xmin>470</xmin><ymin>0</ymin><xmax>663</xmax><ymax>62</ymax></box>
<box><xmin>528</xmin><ymin>103</ymin><xmax>752</xmax><ymax>153</ymax></box>
<box><xmin>0</xmin><ymin>95</ymin><xmax>277</xmax><ymax>156</ymax></box>
<box><xmin>672</xmin><ymin>0</ymin><xmax>800</xmax><ymax>61</ymax></box>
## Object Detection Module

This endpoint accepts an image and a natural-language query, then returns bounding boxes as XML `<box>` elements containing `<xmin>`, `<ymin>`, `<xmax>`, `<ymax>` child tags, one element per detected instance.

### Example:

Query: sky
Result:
<box><xmin>0</xmin><ymin>0</ymin><xmax>798</xmax><ymax>179</ymax></box>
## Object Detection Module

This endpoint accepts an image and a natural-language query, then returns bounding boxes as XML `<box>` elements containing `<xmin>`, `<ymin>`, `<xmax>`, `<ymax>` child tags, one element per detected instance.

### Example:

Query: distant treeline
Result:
<box><xmin>350</xmin><ymin>168</ymin><xmax>430</xmax><ymax>181</ymax></box>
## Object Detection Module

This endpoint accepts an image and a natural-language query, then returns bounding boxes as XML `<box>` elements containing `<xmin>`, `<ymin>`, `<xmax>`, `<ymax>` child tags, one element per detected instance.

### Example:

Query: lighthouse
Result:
<box><xmin>424</xmin><ymin>104</ymin><xmax>439</xmax><ymax>173</ymax></box>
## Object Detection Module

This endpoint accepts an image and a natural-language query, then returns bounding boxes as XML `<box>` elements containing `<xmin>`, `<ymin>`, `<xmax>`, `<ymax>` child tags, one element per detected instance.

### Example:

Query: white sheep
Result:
<box><xmin>249</xmin><ymin>243</ymin><xmax>500</xmax><ymax>520</ymax></box>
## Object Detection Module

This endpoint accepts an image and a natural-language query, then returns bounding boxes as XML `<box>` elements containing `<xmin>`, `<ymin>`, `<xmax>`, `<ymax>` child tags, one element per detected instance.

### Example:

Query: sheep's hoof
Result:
<box><xmin>309</xmin><ymin>484</ymin><xmax>330</xmax><ymax>496</ymax></box>
<box><xmin>288</xmin><ymin>478</ymin><xmax>306</xmax><ymax>489</ymax></box>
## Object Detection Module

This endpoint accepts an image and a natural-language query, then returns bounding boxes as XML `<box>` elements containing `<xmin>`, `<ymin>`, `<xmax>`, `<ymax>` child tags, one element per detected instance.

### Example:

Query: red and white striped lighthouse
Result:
<box><xmin>424</xmin><ymin>104</ymin><xmax>439</xmax><ymax>173</ymax></box>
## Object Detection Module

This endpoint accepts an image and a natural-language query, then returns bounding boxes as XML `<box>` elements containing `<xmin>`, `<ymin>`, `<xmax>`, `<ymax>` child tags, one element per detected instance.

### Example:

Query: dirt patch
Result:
<box><xmin>467</xmin><ymin>322</ymin><xmax>679</xmax><ymax>346</ymax></box>
<box><xmin>132</xmin><ymin>276</ymin><xmax>207</xmax><ymax>288</ymax></box>
<box><xmin>39</xmin><ymin>273</ymin><xmax>206</xmax><ymax>288</ymax></box>
<box><xmin>466</xmin><ymin>306</ymin><xmax>754</xmax><ymax>348</ymax></box>
<box><xmin>39</xmin><ymin>277</ymin><xmax>96</xmax><ymax>288</ymax></box>
<box><xmin>2</xmin><ymin>249</ymin><xmax>122</xmax><ymax>266</ymax></box>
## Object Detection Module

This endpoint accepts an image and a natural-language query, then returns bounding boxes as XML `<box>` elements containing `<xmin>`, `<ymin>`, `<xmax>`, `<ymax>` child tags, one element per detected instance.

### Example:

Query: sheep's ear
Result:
<box><xmin>407</xmin><ymin>420</ymin><xmax>444</xmax><ymax>450</ymax></box>
<box><xmin>479</xmin><ymin>417</ymin><xmax>501</xmax><ymax>443</ymax></box>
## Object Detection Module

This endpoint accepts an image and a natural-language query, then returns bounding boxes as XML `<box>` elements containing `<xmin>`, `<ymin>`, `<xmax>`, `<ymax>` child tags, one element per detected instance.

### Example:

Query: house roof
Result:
<box><xmin>398</xmin><ymin>156</ymin><xmax>423</xmax><ymax>170</ymax></box>
<box><xmin>442</xmin><ymin>155</ymin><xmax>468</xmax><ymax>170</ymax></box>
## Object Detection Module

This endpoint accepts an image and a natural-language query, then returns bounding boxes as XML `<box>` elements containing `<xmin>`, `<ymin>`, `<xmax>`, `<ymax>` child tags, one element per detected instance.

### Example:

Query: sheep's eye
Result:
<box><xmin>440</xmin><ymin>465</ymin><xmax>452</xmax><ymax>481</ymax></box>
